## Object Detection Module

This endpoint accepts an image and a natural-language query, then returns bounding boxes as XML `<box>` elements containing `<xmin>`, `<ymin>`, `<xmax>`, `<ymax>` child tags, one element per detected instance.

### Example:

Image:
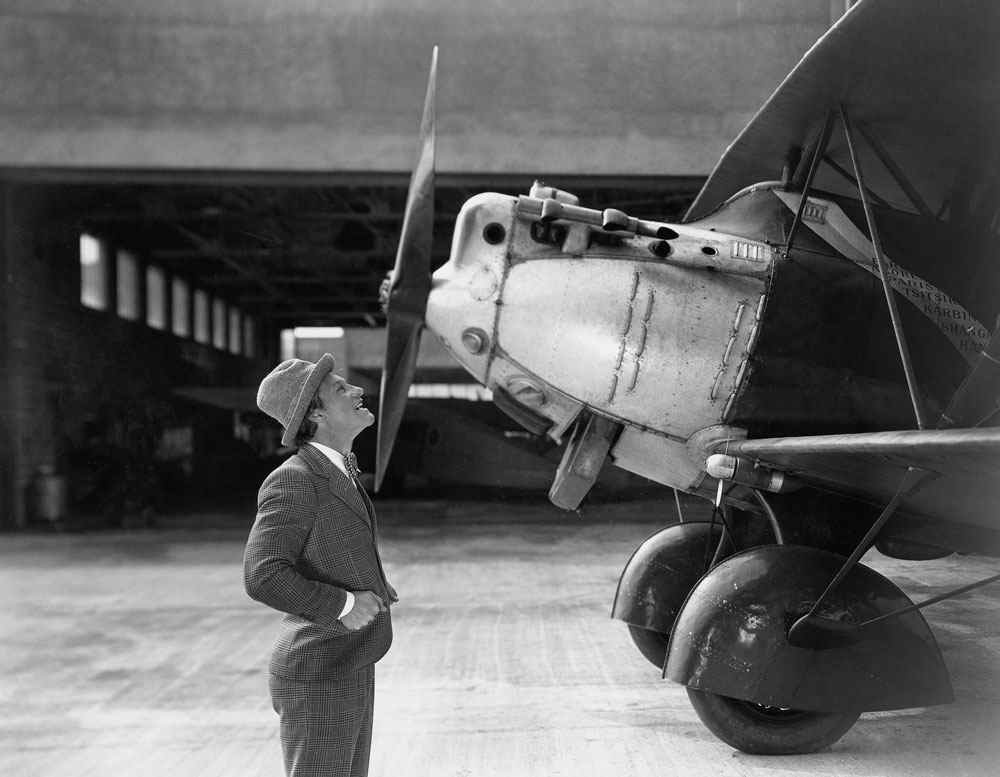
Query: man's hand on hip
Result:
<box><xmin>339</xmin><ymin>590</ymin><xmax>385</xmax><ymax>630</ymax></box>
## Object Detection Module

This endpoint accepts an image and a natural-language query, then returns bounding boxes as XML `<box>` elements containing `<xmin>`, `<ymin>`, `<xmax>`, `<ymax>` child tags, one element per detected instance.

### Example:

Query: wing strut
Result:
<box><xmin>784</xmin><ymin>109</ymin><xmax>834</xmax><ymax>259</ymax></box>
<box><xmin>784</xmin><ymin>107</ymin><xmax>940</xmax><ymax>647</ymax></box>
<box><xmin>787</xmin><ymin>466</ymin><xmax>931</xmax><ymax>647</ymax></box>
<box><xmin>840</xmin><ymin>104</ymin><xmax>928</xmax><ymax>429</ymax></box>
<box><xmin>791</xmin><ymin>568</ymin><xmax>1000</xmax><ymax>648</ymax></box>
<box><xmin>819</xmin><ymin>153</ymin><xmax>892</xmax><ymax>209</ymax></box>
<box><xmin>856</xmin><ymin>124</ymin><xmax>933</xmax><ymax>219</ymax></box>
<box><xmin>782</xmin><ymin>106</ymin><xmax>985</xmax><ymax>431</ymax></box>
<box><xmin>939</xmin><ymin>322</ymin><xmax>1000</xmax><ymax>428</ymax></box>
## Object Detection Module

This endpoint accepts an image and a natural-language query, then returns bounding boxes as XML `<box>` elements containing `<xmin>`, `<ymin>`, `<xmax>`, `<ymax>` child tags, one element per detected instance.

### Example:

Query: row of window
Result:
<box><xmin>79</xmin><ymin>234</ymin><xmax>256</xmax><ymax>357</ymax></box>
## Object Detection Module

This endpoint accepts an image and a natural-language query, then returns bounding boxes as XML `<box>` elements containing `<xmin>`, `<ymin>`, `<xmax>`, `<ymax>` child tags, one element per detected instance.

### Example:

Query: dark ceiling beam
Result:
<box><xmin>87</xmin><ymin>211</ymin><xmax>456</xmax><ymax>225</ymax></box>
<box><xmin>201</xmin><ymin>272</ymin><xmax>382</xmax><ymax>285</ymax></box>
<box><xmin>241</xmin><ymin>294</ymin><xmax>377</xmax><ymax>304</ymax></box>
<box><xmin>266</xmin><ymin>312</ymin><xmax>386</xmax><ymax>323</ymax></box>
<box><xmin>152</xmin><ymin>248</ymin><xmax>451</xmax><ymax>262</ymax></box>
<box><xmin>0</xmin><ymin>166</ymin><xmax>704</xmax><ymax>192</ymax></box>
<box><xmin>174</xmin><ymin>225</ymin><xmax>291</xmax><ymax>304</ymax></box>
<box><xmin>152</xmin><ymin>247</ymin><xmax>328</xmax><ymax>259</ymax></box>
<box><xmin>257</xmin><ymin>298</ymin><xmax>379</xmax><ymax>310</ymax></box>
<box><xmin>256</xmin><ymin>298</ymin><xmax>378</xmax><ymax>309</ymax></box>
<box><xmin>152</xmin><ymin>248</ymin><xmax>400</xmax><ymax>261</ymax></box>
<box><xmin>265</xmin><ymin>310</ymin><xmax>384</xmax><ymax>319</ymax></box>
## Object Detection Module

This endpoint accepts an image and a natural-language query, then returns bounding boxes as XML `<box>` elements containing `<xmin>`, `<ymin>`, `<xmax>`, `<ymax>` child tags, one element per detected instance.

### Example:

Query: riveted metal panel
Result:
<box><xmin>496</xmin><ymin>255</ymin><xmax>766</xmax><ymax>437</ymax></box>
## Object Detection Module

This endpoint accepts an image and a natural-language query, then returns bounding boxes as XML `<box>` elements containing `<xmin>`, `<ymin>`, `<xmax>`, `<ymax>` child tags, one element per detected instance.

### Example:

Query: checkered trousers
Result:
<box><xmin>244</xmin><ymin>445</ymin><xmax>393</xmax><ymax>681</ymax></box>
<box><xmin>270</xmin><ymin>665</ymin><xmax>375</xmax><ymax>777</ymax></box>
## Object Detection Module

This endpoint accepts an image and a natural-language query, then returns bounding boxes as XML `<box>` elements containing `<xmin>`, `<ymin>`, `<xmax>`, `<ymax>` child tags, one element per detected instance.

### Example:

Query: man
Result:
<box><xmin>244</xmin><ymin>353</ymin><xmax>397</xmax><ymax>777</ymax></box>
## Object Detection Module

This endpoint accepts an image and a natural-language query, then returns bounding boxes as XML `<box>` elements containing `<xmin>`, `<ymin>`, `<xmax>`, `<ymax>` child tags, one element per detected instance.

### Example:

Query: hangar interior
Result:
<box><xmin>6</xmin><ymin>3</ymin><xmax>1000</xmax><ymax>776</ymax></box>
<box><xmin>0</xmin><ymin>1</ymin><xmax>847</xmax><ymax>529</ymax></box>
<box><xmin>1</xmin><ymin>173</ymin><xmax>701</xmax><ymax>528</ymax></box>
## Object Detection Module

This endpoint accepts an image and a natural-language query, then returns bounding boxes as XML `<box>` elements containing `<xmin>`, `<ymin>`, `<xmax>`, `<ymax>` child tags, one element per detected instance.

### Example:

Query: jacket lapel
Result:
<box><xmin>329</xmin><ymin>467</ymin><xmax>372</xmax><ymax>527</ymax></box>
<box><xmin>356</xmin><ymin>481</ymin><xmax>378</xmax><ymax>530</ymax></box>
<box><xmin>297</xmin><ymin>444</ymin><xmax>371</xmax><ymax>526</ymax></box>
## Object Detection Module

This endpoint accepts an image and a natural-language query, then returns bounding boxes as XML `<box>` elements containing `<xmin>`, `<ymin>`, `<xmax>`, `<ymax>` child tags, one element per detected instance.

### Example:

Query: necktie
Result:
<box><xmin>344</xmin><ymin>451</ymin><xmax>362</xmax><ymax>482</ymax></box>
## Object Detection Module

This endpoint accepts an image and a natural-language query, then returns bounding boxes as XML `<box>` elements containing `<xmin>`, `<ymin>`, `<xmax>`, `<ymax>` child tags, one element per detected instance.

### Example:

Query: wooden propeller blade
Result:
<box><xmin>375</xmin><ymin>46</ymin><xmax>437</xmax><ymax>491</ymax></box>
<box><xmin>388</xmin><ymin>45</ymin><xmax>436</xmax><ymax>315</ymax></box>
<box><xmin>375</xmin><ymin>319</ymin><xmax>423</xmax><ymax>492</ymax></box>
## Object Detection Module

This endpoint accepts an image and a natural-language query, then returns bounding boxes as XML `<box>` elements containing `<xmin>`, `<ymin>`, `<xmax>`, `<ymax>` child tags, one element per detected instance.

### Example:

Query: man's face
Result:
<box><xmin>314</xmin><ymin>372</ymin><xmax>374</xmax><ymax>441</ymax></box>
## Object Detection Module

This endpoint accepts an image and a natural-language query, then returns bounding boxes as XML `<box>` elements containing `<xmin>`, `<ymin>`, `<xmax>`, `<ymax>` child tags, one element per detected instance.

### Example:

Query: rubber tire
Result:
<box><xmin>686</xmin><ymin>688</ymin><xmax>861</xmax><ymax>754</ymax></box>
<box><xmin>627</xmin><ymin>625</ymin><xmax>671</xmax><ymax>669</ymax></box>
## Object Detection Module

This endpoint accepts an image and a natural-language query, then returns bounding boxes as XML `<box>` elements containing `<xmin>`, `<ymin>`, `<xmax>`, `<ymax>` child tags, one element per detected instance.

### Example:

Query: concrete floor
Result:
<box><xmin>1</xmin><ymin>498</ymin><xmax>998</xmax><ymax>777</ymax></box>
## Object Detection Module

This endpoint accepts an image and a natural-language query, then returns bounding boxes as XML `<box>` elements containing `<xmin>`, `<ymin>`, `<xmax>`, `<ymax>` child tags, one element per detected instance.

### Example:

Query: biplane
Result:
<box><xmin>374</xmin><ymin>0</ymin><xmax>1000</xmax><ymax>753</ymax></box>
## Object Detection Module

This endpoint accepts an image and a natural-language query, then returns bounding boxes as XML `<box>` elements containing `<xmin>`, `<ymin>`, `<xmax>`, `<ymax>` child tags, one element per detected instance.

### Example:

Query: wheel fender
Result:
<box><xmin>611</xmin><ymin>522</ymin><xmax>725</xmax><ymax>635</ymax></box>
<box><xmin>665</xmin><ymin>545</ymin><xmax>954</xmax><ymax>712</ymax></box>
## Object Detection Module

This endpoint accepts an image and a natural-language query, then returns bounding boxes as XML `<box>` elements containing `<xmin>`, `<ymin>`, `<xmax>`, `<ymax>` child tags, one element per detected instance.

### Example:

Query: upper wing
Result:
<box><xmin>684</xmin><ymin>0</ymin><xmax>1000</xmax><ymax>223</ymax></box>
<box><xmin>721</xmin><ymin>428</ymin><xmax>1000</xmax><ymax>543</ymax></box>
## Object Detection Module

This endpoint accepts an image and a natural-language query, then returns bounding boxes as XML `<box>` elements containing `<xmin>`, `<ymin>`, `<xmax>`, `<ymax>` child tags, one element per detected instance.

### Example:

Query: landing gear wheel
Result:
<box><xmin>613</xmin><ymin>521</ymin><xmax>732</xmax><ymax>669</ymax></box>
<box><xmin>627</xmin><ymin>625</ymin><xmax>670</xmax><ymax>669</ymax></box>
<box><xmin>685</xmin><ymin>688</ymin><xmax>860</xmax><ymax>754</ymax></box>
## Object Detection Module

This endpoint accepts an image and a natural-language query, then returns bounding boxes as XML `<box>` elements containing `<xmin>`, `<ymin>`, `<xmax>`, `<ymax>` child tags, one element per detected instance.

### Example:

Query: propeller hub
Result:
<box><xmin>378</xmin><ymin>273</ymin><xmax>392</xmax><ymax>313</ymax></box>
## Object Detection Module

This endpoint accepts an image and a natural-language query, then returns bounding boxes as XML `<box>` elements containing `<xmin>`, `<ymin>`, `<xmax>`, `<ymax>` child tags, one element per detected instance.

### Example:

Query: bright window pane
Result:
<box><xmin>80</xmin><ymin>234</ymin><xmax>107</xmax><ymax>310</ymax></box>
<box><xmin>116</xmin><ymin>250</ymin><xmax>139</xmax><ymax>321</ymax></box>
<box><xmin>194</xmin><ymin>290</ymin><xmax>210</xmax><ymax>344</ymax></box>
<box><xmin>146</xmin><ymin>266</ymin><xmax>166</xmax><ymax>330</ymax></box>
<box><xmin>280</xmin><ymin>328</ymin><xmax>295</xmax><ymax>360</ymax></box>
<box><xmin>228</xmin><ymin>308</ymin><xmax>241</xmax><ymax>354</ymax></box>
<box><xmin>171</xmin><ymin>278</ymin><xmax>190</xmax><ymax>337</ymax></box>
<box><xmin>243</xmin><ymin>317</ymin><xmax>256</xmax><ymax>357</ymax></box>
<box><xmin>212</xmin><ymin>298</ymin><xmax>227</xmax><ymax>349</ymax></box>
<box><xmin>407</xmin><ymin>383</ymin><xmax>493</xmax><ymax>401</ymax></box>
<box><xmin>293</xmin><ymin>327</ymin><xmax>344</xmax><ymax>338</ymax></box>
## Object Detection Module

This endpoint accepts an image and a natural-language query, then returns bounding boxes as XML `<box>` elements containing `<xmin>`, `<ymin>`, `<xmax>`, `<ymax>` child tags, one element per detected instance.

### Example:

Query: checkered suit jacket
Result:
<box><xmin>244</xmin><ymin>444</ymin><xmax>393</xmax><ymax>680</ymax></box>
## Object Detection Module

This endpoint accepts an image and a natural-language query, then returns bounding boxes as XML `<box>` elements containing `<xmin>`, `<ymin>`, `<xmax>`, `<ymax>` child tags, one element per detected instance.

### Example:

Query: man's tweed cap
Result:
<box><xmin>256</xmin><ymin>353</ymin><xmax>335</xmax><ymax>447</ymax></box>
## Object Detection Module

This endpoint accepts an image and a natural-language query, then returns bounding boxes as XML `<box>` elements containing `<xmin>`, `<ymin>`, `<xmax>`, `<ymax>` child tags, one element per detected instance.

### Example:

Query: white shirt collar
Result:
<box><xmin>308</xmin><ymin>441</ymin><xmax>350</xmax><ymax>478</ymax></box>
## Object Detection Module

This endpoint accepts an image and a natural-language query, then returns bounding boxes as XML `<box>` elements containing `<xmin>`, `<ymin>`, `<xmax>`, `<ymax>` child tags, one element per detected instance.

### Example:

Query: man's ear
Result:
<box><xmin>308</xmin><ymin>406</ymin><xmax>325</xmax><ymax>422</ymax></box>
